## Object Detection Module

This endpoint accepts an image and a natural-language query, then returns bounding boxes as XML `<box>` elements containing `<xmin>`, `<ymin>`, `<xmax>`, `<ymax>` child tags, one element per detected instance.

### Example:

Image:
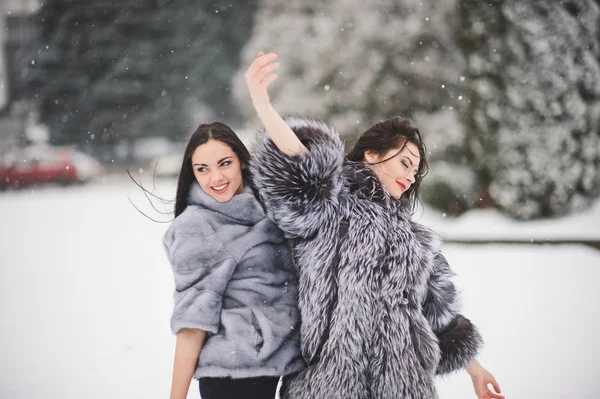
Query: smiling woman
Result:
<box><xmin>191</xmin><ymin>140</ymin><xmax>245</xmax><ymax>202</ymax></box>
<box><xmin>245</xmin><ymin>52</ymin><xmax>502</xmax><ymax>399</ymax></box>
<box><xmin>173</xmin><ymin>123</ymin><xmax>251</xmax><ymax>216</ymax></box>
<box><xmin>163</xmin><ymin>122</ymin><xmax>305</xmax><ymax>399</ymax></box>
<box><xmin>346</xmin><ymin>117</ymin><xmax>428</xmax><ymax>209</ymax></box>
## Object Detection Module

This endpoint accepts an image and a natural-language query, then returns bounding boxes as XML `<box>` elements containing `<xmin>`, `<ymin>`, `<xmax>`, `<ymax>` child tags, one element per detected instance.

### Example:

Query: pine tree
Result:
<box><xmin>458</xmin><ymin>0</ymin><xmax>600</xmax><ymax>219</ymax></box>
<box><xmin>25</xmin><ymin>0</ymin><xmax>257</xmax><ymax>151</ymax></box>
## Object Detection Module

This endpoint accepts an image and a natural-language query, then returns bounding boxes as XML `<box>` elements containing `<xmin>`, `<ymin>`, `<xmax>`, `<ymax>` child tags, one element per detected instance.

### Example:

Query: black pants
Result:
<box><xmin>199</xmin><ymin>376</ymin><xmax>280</xmax><ymax>399</ymax></box>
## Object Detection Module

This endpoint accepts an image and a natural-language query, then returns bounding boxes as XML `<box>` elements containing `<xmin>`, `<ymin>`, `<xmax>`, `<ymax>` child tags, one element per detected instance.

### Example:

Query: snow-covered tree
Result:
<box><xmin>232</xmin><ymin>0</ymin><xmax>464</xmax><ymax>135</ymax></box>
<box><xmin>414</xmin><ymin>109</ymin><xmax>479</xmax><ymax>215</ymax></box>
<box><xmin>25</xmin><ymin>0</ymin><xmax>257</xmax><ymax>147</ymax></box>
<box><xmin>458</xmin><ymin>0</ymin><xmax>600</xmax><ymax>219</ymax></box>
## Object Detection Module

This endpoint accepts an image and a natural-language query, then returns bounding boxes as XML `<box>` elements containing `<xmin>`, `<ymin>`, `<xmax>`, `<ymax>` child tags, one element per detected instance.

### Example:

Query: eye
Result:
<box><xmin>196</xmin><ymin>167</ymin><xmax>208</xmax><ymax>173</ymax></box>
<box><xmin>220</xmin><ymin>161</ymin><xmax>232</xmax><ymax>167</ymax></box>
<box><xmin>401</xmin><ymin>161</ymin><xmax>409</xmax><ymax>168</ymax></box>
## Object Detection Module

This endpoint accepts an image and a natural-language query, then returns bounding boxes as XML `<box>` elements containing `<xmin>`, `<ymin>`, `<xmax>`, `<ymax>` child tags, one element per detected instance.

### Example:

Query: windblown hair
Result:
<box><xmin>346</xmin><ymin>117</ymin><xmax>429</xmax><ymax>213</ymax></box>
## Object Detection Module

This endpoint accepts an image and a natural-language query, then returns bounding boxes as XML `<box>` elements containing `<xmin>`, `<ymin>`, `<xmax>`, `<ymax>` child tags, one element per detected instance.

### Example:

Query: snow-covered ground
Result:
<box><xmin>416</xmin><ymin>201</ymin><xmax>600</xmax><ymax>241</ymax></box>
<box><xmin>1</xmin><ymin>176</ymin><xmax>599</xmax><ymax>399</ymax></box>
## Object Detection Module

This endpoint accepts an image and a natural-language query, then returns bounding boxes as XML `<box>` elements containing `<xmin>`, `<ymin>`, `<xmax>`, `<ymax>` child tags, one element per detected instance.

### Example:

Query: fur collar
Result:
<box><xmin>187</xmin><ymin>181</ymin><xmax>266</xmax><ymax>225</ymax></box>
<box><xmin>343</xmin><ymin>160</ymin><xmax>411</xmax><ymax>214</ymax></box>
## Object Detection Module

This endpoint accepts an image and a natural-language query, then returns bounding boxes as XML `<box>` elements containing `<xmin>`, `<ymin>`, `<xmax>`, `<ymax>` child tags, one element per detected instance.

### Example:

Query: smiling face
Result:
<box><xmin>365</xmin><ymin>141</ymin><xmax>421</xmax><ymax>199</ymax></box>
<box><xmin>191</xmin><ymin>139</ymin><xmax>244</xmax><ymax>202</ymax></box>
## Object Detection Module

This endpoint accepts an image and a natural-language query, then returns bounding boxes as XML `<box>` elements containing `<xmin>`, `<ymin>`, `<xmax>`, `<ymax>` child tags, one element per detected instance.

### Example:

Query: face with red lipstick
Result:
<box><xmin>346</xmin><ymin>117</ymin><xmax>428</xmax><ymax>213</ymax></box>
<box><xmin>364</xmin><ymin>141</ymin><xmax>421</xmax><ymax>199</ymax></box>
<box><xmin>191</xmin><ymin>139</ymin><xmax>245</xmax><ymax>203</ymax></box>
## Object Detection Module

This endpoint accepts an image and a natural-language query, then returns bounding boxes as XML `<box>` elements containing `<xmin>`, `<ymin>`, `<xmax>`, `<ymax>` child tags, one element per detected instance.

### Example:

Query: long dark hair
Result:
<box><xmin>346</xmin><ymin>117</ymin><xmax>429</xmax><ymax>213</ymax></box>
<box><xmin>174</xmin><ymin>122</ymin><xmax>251</xmax><ymax>217</ymax></box>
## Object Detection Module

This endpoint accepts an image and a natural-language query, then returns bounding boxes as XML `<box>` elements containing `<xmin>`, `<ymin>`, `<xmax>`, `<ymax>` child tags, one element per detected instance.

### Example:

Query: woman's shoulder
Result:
<box><xmin>165</xmin><ymin>206</ymin><xmax>224</xmax><ymax>251</ymax></box>
<box><xmin>252</xmin><ymin>116</ymin><xmax>344</xmax><ymax>160</ymax></box>
<box><xmin>169</xmin><ymin>205</ymin><xmax>213</xmax><ymax>234</ymax></box>
<box><xmin>164</xmin><ymin>206</ymin><xmax>229</xmax><ymax>263</ymax></box>
<box><xmin>285</xmin><ymin>116</ymin><xmax>341</xmax><ymax>141</ymax></box>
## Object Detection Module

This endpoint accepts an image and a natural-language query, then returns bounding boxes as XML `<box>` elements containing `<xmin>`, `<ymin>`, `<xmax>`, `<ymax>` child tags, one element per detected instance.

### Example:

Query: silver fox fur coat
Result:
<box><xmin>250</xmin><ymin>117</ymin><xmax>483</xmax><ymax>399</ymax></box>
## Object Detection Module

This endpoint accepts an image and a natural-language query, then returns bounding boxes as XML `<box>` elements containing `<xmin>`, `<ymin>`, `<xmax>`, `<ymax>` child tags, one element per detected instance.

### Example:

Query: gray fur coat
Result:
<box><xmin>163</xmin><ymin>182</ymin><xmax>305</xmax><ymax>379</ymax></box>
<box><xmin>250</xmin><ymin>118</ymin><xmax>483</xmax><ymax>398</ymax></box>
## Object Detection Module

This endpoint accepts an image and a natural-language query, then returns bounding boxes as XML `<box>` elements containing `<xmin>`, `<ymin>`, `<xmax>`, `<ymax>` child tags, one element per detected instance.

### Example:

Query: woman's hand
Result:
<box><xmin>466</xmin><ymin>360</ymin><xmax>504</xmax><ymax>399</ymax></box>
<box><xmin>243</xmin><ymin>51</ymin><xmax>306</xmax><ymax>156</ymax></box>
<box><xmin>244</xmin><ymin>51</ymin><xmax>280</xmax><ymax>107</ymax></box>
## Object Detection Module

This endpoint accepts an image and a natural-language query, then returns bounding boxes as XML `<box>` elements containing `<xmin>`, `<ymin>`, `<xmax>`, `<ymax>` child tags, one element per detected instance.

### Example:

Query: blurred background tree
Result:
<box><xmin>7</xmin><ymin>0</ymin><xmax>599</xmax><ymax>220</ymax></box>
<box><xmin>458</xmin><ymin>0</ymin><xmax>600</xmax><ymax>220</ymax></box>
<box><xmin>23</xmin><ymin>0</ymin><xmax>257</xmax><ymax>157</ymax></box>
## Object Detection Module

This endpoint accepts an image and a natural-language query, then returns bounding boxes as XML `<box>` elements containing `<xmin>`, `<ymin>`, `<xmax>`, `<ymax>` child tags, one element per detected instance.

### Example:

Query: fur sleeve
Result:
<box><xmin>250</xmin><ymin>117</ymin><xmax>345</xmax><ymax>239</ymax></box>
<box><xmin>422</xmin><ymin>253</ymin><xmax>483</xmax><ymax>375</ymax></box>
<box><xmin>163</xmin><ymin>209</ymin><xmax>237</xmax><ymax>335</ymax></box>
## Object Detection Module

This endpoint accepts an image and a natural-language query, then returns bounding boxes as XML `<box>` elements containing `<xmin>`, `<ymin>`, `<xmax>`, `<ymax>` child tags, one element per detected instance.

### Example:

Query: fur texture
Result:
<box><xmin>163</xmin><ymin>183</ymin><xmax>305</xmax><ymax>379</ymax></box>
<box><xmin>251</xmin><ymin>117</ymin><xmax>482</xmax><ymax>398</ymax></box>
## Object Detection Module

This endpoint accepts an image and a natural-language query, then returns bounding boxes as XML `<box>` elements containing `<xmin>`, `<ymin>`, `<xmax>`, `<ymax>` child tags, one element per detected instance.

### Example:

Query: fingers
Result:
<box><xmin>491</xmin><ymin>378</ymin><xmax>501</xmax><ymax>393</ymax></box>
<box><xmin>246</xmin><ymin>53</ymin><xmax>278</xmax><ymax>78</ymax></box>
<box><xmin>486</xmin><ymin>387</ymin><xmax>505</xmax><ymax>399</ymax></box>
<box><xmin>246</xmin><ymin>58</ymin><xmax>280</xmax><ymax>93</ymax></box>
<box><xmin>261</xmin><ymin>73</ymin><xmax>278</xmax><ymax>88</ymax></box>
<box><xmin>255</xmin><ymin>62</ymin><xmax>280</xmax><ymax>82</ymax></box>
<box><xmin>252</xmin><ymin>54</ymin><xmax>278</xmax><ymax>77</ymax></box>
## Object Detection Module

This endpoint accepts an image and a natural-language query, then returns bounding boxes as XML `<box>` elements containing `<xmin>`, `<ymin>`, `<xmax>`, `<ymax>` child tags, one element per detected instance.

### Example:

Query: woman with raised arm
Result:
<box><xmin>245</xmin><ymin>52</ymin><xmax>503</xmax><ymax>399</ymax></box>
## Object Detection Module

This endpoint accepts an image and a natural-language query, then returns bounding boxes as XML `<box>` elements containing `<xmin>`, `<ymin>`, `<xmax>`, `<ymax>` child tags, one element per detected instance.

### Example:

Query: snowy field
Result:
<box><xmin>1</xmin><ymin>175</ymin><xmax>600</xmax><ymax>399</ymax></box>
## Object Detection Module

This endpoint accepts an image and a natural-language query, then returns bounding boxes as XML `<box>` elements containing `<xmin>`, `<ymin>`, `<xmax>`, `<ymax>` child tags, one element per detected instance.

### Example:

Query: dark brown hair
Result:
<box><xmin>346</xmin><ymin>117</ymin><xmax>428</xmax><ymax>213</ymax></box>
<box><xmin>174</xmin><ymin>122</ymin><xmax>251</xmax><ymax>217</ymax></box>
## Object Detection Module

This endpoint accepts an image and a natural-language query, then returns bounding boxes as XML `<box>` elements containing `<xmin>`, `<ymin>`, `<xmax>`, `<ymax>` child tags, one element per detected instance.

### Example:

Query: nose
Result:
<box><xmin>211</xmin><ymin>169</ymin><xmax>225</xmax><ymax>183</ymax></box>
<box><xmin>406</xmin><ymin>174</ymin><xmax>415</xmax><ymax>184</ymax></box>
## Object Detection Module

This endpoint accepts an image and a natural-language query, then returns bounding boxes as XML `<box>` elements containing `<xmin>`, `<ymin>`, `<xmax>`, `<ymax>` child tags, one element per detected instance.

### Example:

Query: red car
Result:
<box><xmin>0</xmin><ymin>145</ymin><xmax>104</xmax><ymax>190</ymax></box>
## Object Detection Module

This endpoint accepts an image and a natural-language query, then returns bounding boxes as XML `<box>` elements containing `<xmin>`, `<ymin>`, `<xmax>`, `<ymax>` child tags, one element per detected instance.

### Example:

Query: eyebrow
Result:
<box><xmin>193</xmin><ymin>156</ymin><xmax>233</xmax><ymax>167</ymax></box>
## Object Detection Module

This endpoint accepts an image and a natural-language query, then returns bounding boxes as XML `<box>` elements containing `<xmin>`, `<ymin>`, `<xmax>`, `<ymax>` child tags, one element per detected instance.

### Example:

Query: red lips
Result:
<box><xmin>210</xmin><ymin>182</ymin><xmax>230</xmax><ymax>194</ymax></box>
<box><xmin>396</xmin><ymin>181</ymin><xmax>407</xmax><ymax>191</ymax></box>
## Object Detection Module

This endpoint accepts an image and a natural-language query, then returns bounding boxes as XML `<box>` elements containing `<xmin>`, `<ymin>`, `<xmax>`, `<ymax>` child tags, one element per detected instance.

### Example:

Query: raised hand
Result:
<box><xmin>244</xmin><ymin>51</ymin><xmax>280</xmax><ymax>107</ymax></box>
<box><xmin>243</xmin><ymin>51</ymin><xmax>306</xmax><ymax>156</ymax></box>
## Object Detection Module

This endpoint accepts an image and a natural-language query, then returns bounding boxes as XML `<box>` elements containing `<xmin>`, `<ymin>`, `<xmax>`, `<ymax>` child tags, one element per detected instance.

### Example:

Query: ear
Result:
<box><xmin>241</xmin><ymin>163</ymin><xmax>247</xmax><ymax>169</ymax></box>
<box><xmin>364</xmin><ymin>150</ymin><xmax>377</xmax><ymax>164</ymax></box>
